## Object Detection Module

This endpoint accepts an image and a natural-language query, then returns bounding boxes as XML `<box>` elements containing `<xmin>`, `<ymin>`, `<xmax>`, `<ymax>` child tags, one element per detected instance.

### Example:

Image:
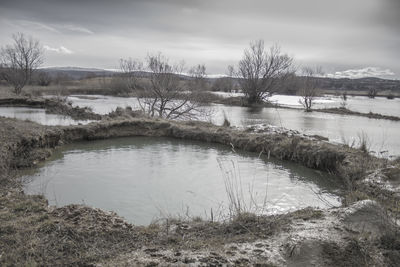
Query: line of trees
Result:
<box><xmin>0</xmin><ymin>32</ymin><xmax>324</xmax><ymax>115</ymax></box>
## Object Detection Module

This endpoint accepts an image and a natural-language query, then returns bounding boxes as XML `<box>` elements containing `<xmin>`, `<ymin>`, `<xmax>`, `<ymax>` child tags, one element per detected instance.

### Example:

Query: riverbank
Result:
<box><xmin>1</xmin><ymin>112</ymin><xmax>400</xmax><ymax>265</ymax></box>
<box><xmin>0</xmin><ymin>96</ymin><xmax>102</xmax><ymax>121</ymax></box>
<box><xmin>213</xmin><ymin>95</ymin><xmax>400</xmax><ymax>122</ymax></box>
<box><xmin>321</xmin><ymin>90</ymin><xmax>399</xmax><ymax>99</ymax></box>
<box><xmin>314</xmin><ymin>107</ymin><xmax>400</xmax><ymax>121</ymax></box>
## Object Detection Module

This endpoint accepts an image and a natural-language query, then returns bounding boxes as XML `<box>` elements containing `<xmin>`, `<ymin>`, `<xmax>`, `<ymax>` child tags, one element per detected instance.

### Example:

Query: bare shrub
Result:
<box><xmin>340</xmin><ymin>92</ymin><xmax>348</xmax><ymax>109</ymax></box>
<box><xmin>188</xmin><ymin>64</ymin><xmax>208</xmax><ymax>91</ymax></box>
<box><xmin>222</xmin><ymin>111</ymin><xmax>231</xmax><ymax>127</ymax></box>
<box><xmin>36</xmin><ymin>71</ymin><xmax>52</xmax><ymax>86</ymax></box>
<box><xmin>211</xmin><ymin>66</ymin><xmax>238</xmax><ymax>92</ymax></box>
<box><xmin>341</xmin><ymin>131</ymin><xmax>370</xmax><ymax>154</ymax></box>
<box><xmin>367</xmin><ymin>88</ymin><xmax>377</xmax><ymax>98</ymax></box>
<box><xmin>357</xmin><ymin>131</ymin><xmax>370</xmax><ymax>154</ymax></box>
<box><xmin>298</xmin><ymin>66</ymin><xmax>323</xmax><ymax>112</ymax></box>
<box><xmin>386</xmin><ymin>93</ymin><xmax>394</xmax><ymax>100</ymax></box>
<box><xmin>211</xmin><ymin>77</ymin><xmax>234</xmax><ymax>92</ymax></box>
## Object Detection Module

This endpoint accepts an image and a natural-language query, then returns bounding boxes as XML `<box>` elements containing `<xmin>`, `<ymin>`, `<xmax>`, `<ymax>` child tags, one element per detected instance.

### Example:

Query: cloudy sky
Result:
<box><xmin>0</xmin><ymin>0</ymin><xmax>399</xmax><ymax>79</ymax></box>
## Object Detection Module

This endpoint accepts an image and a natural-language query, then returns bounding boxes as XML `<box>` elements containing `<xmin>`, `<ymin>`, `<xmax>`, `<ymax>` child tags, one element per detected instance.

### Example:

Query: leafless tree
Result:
<box><xmin>298</xmin><ymin>66</ymin><xmax>323</xmax><ymax>112</ymax></box>
<box><xmin>119</xmin><ymin>57</ymin><xmax>143</xmax><ymax>93</ymax></box>
<box><xmin>0</xmin><ymin>33</ymin><xmax>44</xmax><ymax>94</ymax></box>
<box><xmin>120</xmin><ymin>53</ymin><xmax>205</xmax><ymax>120</ymax></box>
<box><xmin>235</xmin><ymin>40</ymin><xmax>293</xmax><ymax>104</ymax></box>
<box><xmin>340</xmin><ymin>91</ymin><xmax>348</xmax><ymax>109</ymax></box>
<box><xmin>36</xmin><ymin>71</ymin><xmax>52</xmax><ymax>86</ymax></box>
<box><xmin>211</xmin><ymin>66</ymin><xmax>236</xmax><ymax>92</ymax></box>
<box><xmin>367</xmin><ymin>88</ymin><xmax>377</xmax><ymax>98</ymax></box>
<box><xmin>188</xmin><ymin>64</ymin><xmax>207</xmax><ymax>91</ymax></box>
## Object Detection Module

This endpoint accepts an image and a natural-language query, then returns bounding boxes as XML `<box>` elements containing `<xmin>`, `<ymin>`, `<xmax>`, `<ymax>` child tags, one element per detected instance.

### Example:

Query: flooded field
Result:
<box><xmin>0</xmin><ymin>106</ymin><xmax>93</xmax><ymax>126</ymax></box>
<box><xmin>65</xmin><ymin>95</ymin><xmax>400</xmax><ymax>157</ymax></box>
<box><xmin>213</xmin><ymin>92</ymin><xmax>400</xmax><ymax>117</ymax></box>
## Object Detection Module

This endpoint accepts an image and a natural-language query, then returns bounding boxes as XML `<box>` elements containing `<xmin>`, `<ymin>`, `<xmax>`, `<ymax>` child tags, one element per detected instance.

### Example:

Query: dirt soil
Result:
<box><xmin>1</xmin><ymin>109</ymin><xmax>400</xmax><ymax>265</ymax></box>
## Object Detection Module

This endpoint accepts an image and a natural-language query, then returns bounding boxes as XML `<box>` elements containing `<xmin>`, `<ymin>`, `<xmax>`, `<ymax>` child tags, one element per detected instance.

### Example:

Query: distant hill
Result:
<box><xmin>38</xmin><ymin>67</ymin><xmax>400</xmax><ymax>95</ymax></box>
<box><xmin>314</xmin><ymin>76</ymin><xmax>400</xmax><ymax>93</ymax></box>
<box><xmin>40</xmin><ymin>67</ymin><xmax>115</xmax><ymax>80</ymax></box>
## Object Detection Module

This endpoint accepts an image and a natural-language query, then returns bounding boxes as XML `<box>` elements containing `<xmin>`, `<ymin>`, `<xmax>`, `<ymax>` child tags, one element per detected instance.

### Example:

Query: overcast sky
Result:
<box><xmin>0</xmin><ymin>0</ymin><xmax>399</xmax><ymax>79</ymax></box>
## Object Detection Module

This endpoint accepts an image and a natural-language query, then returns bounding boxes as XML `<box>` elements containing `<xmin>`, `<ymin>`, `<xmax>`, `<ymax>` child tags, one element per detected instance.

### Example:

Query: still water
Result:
<box><xmin>212</xmin><ymin>105</ymin><xmax>400</xmax><ymax>158</ymax></box>
<box><xmin>0</xmin><ymin>106</ymin><xmax>93</xmax><ymax>126</ymax></box>
<box><xmin>65</xmin><ymin>95</ymin><xmax>400</xmax><ymax>157</ymax></box>
<box><xmin>23</xmin><ymin>137</ymin><xmax>341</xmax><ymax>225</ymax></box>
<box><xmin>271</xmin><ymin>94</ymin><xmax>400</xmax><ymax>117</ymax></box>
<box><xmin>213</xmin><ymin>92</ymin><xmax>400</xmax><ymax>117</ymax></box>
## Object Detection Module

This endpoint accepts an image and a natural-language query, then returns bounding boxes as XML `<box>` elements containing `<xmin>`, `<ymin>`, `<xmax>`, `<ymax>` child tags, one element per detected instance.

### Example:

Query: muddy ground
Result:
<box><xmin>1</xmin><ymin>97</ymin><xmax>400</xmax><ymax>266</ymax></box>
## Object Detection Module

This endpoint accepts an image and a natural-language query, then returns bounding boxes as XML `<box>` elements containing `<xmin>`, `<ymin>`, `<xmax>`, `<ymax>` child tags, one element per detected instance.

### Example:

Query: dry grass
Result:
<box><xmin>1</xmin><ymin>112</ymin><xmax>400</xmax><ymax>265</ymax></box>
<box><xmin>321</xmin><ymin>239</ymin><xmax>372</xmax><ymax>267</ymax></box>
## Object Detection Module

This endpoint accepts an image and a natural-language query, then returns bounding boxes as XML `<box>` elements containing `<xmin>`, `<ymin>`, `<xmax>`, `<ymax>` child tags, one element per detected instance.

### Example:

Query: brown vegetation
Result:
<box><xmin>316</xmin><ymin>107</ymin><xmax>400</xmax><ymax>121</ymax></box>
<box><xmin>0</xmin><ymin>107</ymin><xmax>399</xmax><ymax>265</ymax></box>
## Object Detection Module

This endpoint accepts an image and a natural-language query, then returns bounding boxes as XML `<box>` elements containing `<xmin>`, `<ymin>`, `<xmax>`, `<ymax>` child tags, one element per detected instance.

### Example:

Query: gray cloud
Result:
<box><xmin>0</xmin><ymin>0</ymin><xmax>398</xmax><ymax>78</ymax></box>
<box><xmin>326</xmin><ymin>67</ymin><xmax>395</xmax><ymax>79</ymax></box>
<box><xmin>44</xmin><ymin>45</ymin><xmax>74</xmax><ymax>54</ymax></box>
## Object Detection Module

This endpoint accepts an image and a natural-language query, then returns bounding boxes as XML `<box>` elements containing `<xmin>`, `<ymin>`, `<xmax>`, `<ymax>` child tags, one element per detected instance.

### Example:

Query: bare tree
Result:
<box><xmin>36</xmin><ymin>71</ymin><xmax>52</xmax><ymax>86</ymax></box>
<box><xmin>340</xmin><ymin>91</ymin><xmax>348</xmax><ymax>109</ymax></box>
<box><xmin>188</xmin><ymin>64</ymin><xmax>207</xmax><ymax>91</ymax></box>
<box><xmin>211</xmin><ymin>65</ymin><xmax>236</xmax><ymax>92</ymax></box>
<box><xmin>0</xmin><ymin>33</ymin><xmax>44</xmax><ymax>94</ymax></box>
<box><xmin>121</xmin><ymin>53</ymin><xmax>205</xmax><ymax>120</ymax></box>
<box><xmin>235</xmin><ymin>40</ymin><xmax>293</xmax><ymax>104</ymax></box>
<box><xmin>298</xmin><ymin>66</ymin><xmax>323</xmax><ymax>112</ymax></box>
<box><xmin>119</xmin><ymin>58</ymin><xmax>143</xmax><ymax>93</ymax></box>
<box><xmin>367</xmin><ymin>88</ymin><xmax>377</xmax><ymax>98</ymax></box>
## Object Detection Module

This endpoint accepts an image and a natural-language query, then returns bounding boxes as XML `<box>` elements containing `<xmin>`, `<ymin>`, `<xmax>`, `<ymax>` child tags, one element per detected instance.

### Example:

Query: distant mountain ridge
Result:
<box><xmin>314</xmin><ymin>76</ymin><xmax>400</xmax><ymax>93</ymax></box>
<box><xmin>40</xmin><ymin>67</ymin><xmax>115</xmax><ymax>80</ymax></box>
<box><xmin>40</xmin><ymin>67</ymin><xmax>400</xmax><ymax>93</ymax></box>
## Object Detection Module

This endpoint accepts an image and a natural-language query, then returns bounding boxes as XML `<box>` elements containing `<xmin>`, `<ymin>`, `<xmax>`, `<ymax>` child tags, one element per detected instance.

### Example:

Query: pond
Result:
<box><xmin>0</xmin><ymin>106</ymin><xmax>93</xmax><ymax>126</ymax></box>
<box><xmin>23</xmin><ymin>137</ymin><xmax>342</xmax><ymax>225</ymax></box>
